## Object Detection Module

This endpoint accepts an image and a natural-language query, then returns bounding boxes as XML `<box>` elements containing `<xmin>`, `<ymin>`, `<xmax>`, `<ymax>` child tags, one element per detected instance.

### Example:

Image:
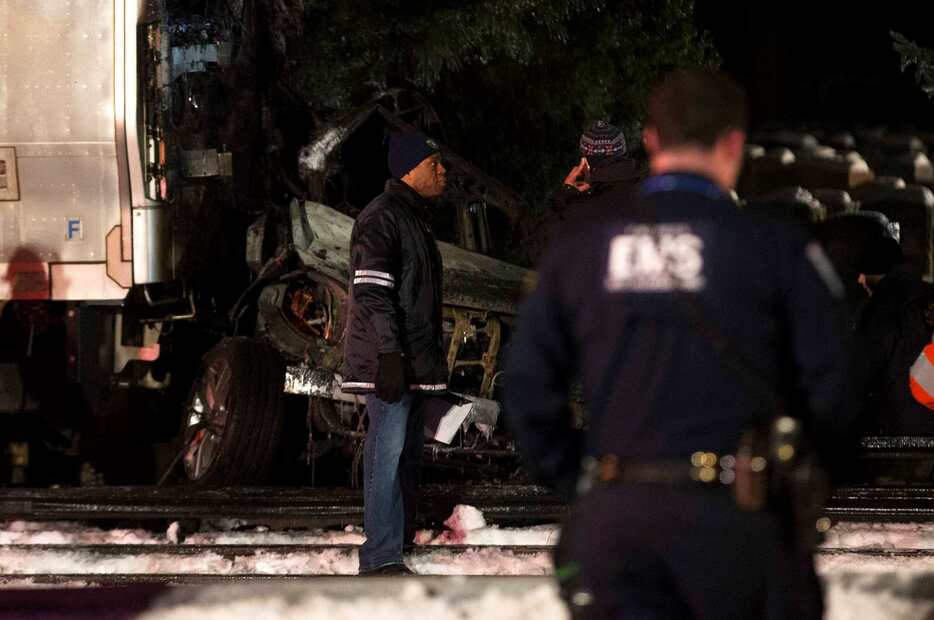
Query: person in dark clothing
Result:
<box><xmin>817</xmin><ymin>211</ymin><xmax>903</xmax><ymax>328</ymax></box>
<box><xmin>504</xmin><ymin>70</ymin><xmax>855</xmax><ymax>618</ymax></box>
<box><xmin>857</xmin><ymin>258</ymin><xmax>934</xmax><ymax>435</ymax></box>
<box><xmin>549</xmin><ymin>120</ymin><xmax>644</xmax><ymax>214</ymax></box>
<box><xmin>524</xmin><ymin>121</ymin><xmax>644</xmax><ymax>265</ymax></box>
<box><xmin>341</xmin><ymin>130</ymin><xmax>448</xmax><ymax>575</ymax></box>
<box><xmin>815</xmin><ymin>210</ymin><xmax>934</xmax><ymax>434</ymax></box>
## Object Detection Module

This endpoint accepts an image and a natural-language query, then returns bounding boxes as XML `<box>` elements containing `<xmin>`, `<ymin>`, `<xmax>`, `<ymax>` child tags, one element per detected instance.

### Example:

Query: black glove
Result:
<box><xmin>375</xmin><ymin>351</ymin><xmax>406</xmax><ymax>403</ymax></box>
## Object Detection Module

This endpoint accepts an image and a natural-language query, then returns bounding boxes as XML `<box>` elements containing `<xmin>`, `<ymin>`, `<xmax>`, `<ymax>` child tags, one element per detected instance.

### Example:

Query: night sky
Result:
<box><xmin>696</xmin><ymin>2</ymin><xmax>934</xmax><ymax>130</ymax></box>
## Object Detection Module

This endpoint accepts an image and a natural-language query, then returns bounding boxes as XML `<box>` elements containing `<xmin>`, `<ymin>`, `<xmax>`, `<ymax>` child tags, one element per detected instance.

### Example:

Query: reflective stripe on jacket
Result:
<box><xmin>341</xmin><ymin>179</ymin><xmax>447</xmax><ymax>392</ymax></box>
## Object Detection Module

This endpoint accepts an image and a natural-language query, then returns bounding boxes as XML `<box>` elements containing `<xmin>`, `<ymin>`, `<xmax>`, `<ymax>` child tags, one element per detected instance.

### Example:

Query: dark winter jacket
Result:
<box><xmin>505</xmin><ymin>172</ymin><xmax>856</xmax><ymax>498</ymax></box>
<box><xmin>856</xmin><ymin>263</ymin><xmax>934</xmax><ymax>434</ymax></box>
<box><xmin>524</xmin><ymin>157</ymin><xmax>644</xmax><ymax>265</ymax></box>
<box><xmin>341</xmin><ymin>179</ymin><xmax>447</xmax><ymax>393</ymax></box>
<box><xmin>549</xmin><ymin>157</ymin><xmax>645</xmax><ymax>216</ymax></box>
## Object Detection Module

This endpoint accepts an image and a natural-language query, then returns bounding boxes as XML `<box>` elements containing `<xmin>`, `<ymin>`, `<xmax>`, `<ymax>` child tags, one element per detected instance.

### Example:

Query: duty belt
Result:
<box><xmin>576</xmin><ymin>451</ymin><xmax>766</xmax><ymax>496</ymax></box>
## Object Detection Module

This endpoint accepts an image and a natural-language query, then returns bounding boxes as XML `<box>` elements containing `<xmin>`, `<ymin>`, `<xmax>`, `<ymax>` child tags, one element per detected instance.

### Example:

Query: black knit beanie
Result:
<box><xmin>579</xmin><ymin>121</ymin><xmax>627</xmax><ymax>158</ymax></box>
<box><xmin>388</xmin><ymin>131</ymin><xmax>440</xmax><ymax>179</ymax></box>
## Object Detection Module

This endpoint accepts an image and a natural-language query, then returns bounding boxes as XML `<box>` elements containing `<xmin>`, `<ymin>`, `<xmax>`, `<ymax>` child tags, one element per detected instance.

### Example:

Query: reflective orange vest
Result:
<box><xmin>909</xmin><ymin>343</ymin><xmax>934</xmax><ymax>409</ymax></box>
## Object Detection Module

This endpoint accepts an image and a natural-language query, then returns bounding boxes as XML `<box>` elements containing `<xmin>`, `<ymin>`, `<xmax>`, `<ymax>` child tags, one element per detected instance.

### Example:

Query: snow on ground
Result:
<box><xmin>9</xmin><ymin>510</ymin><xmax>934</xmax><ymax>618</ymax></box>
<box><xmin>0</xmin><ymin>505</ymin><xmax>559</xmax><ymax>548</ymax></box>
<box><xmin>140</xmin><ymin>580</ymin><xmax>569</xmax><ymax>620</ymax></box>
<box><xmin>17</xmin><ymin>508</ymin><xmax>934</xmax><ymax>553</ymax></box>
<box><xmin>133</xmin><ymin>575</ymin><xmax>934</xmax><ymax>620</ymax></box>
<box><xmin>0</xmin><ymin>504</ymin><xmax>556</xmax><ymax>576</ymax></box>
<box><xmin>11</xmin><ymin>512</ymin><xmax>934</xmax><ymax>555</ymax></box>
<box><xmin>410</xmin><ymin>548</ymin><xmax>551</xmax><ymax>576</ymax></box>
<box><xmin>824</xmin><ymin>573</ymin><xmax>934</xmax><ymax>620</ymax></box>
<box><xmin>0</xmin><ymin>548</ymin><xmax>552</xmax><ymax>577</ymax></box>
<box><xmin>417</xmin><ymin>505</ymin><xmax>559</xmax><ymax>546</ymax></box>
<box><xmin>821</xmin><ymin>521</ymin><xmax>934</xmax><ymax>550</ymax></box>
<box><xmin>818</xmin><ymin>552</ymin><xmax>934</xmax><ymax>574</ymax></box>
<box><xmin>185</xmin><ymin>527</ymin><xmax>365</xmax><ymax>547</ymax></box>
<box><xmin>0</xmin><ymin>520</ymin><xmax>161</xmax><ymax>545</ymax></box>
<box><xmin>0</xmin><ymin>519</ymin><xmax>363</xmax><ymax>546</ymax></box>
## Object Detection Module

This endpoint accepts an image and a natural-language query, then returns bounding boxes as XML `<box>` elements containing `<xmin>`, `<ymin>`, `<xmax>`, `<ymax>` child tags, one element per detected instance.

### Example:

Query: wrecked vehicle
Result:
<box><xmin>0</xmin><ymin>1</ymin><xmax>534</xmax><ymax>486</ymax></box>
<box><xmin>181</xmin><ymin>105</ymin><xmax>536</xmax><ymax>485</ymax></box>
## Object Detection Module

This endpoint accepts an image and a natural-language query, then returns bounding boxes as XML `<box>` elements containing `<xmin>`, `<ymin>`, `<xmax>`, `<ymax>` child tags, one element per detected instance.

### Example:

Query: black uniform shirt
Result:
<box><xmin>504</xmin><ymin>173</ymin><xmax>855</xmax><ymax>497</ymax></box>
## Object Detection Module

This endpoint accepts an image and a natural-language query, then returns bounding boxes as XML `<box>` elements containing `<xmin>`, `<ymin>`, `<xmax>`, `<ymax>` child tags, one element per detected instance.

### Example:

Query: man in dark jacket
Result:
<box><xmin>505</xmin><ymin>71</ymin><xmax>855</xmax><ymax>618</ymax></box>
<box><xmin>817</xmin><ymin>211</ymin><xmax>903</xmax><ymax>328</ymax></box>
<box><xmin>857</xmin><ymin>258</ymin><xmax>934</xmax><ymax>434</ymax></box>
<box><xmin>341</xmin><ymin>130</ymin><xmax>448</xmax><ymax>575</ymax></box>
<box><xmin>550</xmin><ymin>120</ymin><xmax>643</xmax><ymax>214</ymax></box>
<box><xmin>524</xmin><ymin>121</ymin><xmax>645</xmax><ymax>265</ymax></box>
<box><xmin>817</xmin><ymin>211</ymin><xmax>934</xmax><ymax>433</ymax></box>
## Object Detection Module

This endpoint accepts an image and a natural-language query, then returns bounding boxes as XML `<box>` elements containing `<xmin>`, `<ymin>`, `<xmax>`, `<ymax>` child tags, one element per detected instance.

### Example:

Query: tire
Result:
<box><xmin>180</xmin><ymin>337</ymin><xmax>285</xmax><ymax>485</ymax></box>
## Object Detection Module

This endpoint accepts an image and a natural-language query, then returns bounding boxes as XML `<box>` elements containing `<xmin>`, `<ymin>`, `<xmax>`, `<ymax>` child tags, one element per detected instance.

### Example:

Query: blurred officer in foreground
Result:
<box><xmin>504</xmin><ymin>70</ymin><xmax>855</xmax><ymax>618</ymax></box>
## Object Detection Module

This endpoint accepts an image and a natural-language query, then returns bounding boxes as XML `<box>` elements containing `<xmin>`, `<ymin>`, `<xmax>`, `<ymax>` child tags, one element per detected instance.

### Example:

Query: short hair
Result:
<box><xmin>646</xmin><ymin>69</ymin><xmax>748</xmax><ymax>150</ymax></box>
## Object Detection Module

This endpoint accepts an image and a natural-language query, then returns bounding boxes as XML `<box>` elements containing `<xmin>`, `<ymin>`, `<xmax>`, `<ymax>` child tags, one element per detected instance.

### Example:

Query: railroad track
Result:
<box><xmin>5</xmin><ymin>483</ymin><xmax>934</xmax><ymax>526</ymax></box>
<box><xmin>817</xmin><ymin>547</ymin><xmax>934</xmax><ymax>557</ymax></box>
<box><xmin>824</xmin><ymin>486</ymin><xmax>934</xmax><ymax>522</ymax></box>
<box><xmin>0</xmin><ymin>484</ymin><xmax>566</xmax><ymax>526</ymax></box>
<box><xmin>0</xmin><ymin>574</ymin><xmax>355</xmax><ymax>586</ymax></box>
<box><xmin>1</xmin><ymin>542</ymin><xmax>920</xmax><ymax>558</ymax></box>
<box><xmin>0</xmin><ymin>543</ymin><xmax>554</xmax><ymax>558</ymax></box>
<box><xmin>0</xmin><ymin>542</ymin><xmax>556</xmax><ymax>585</ymax></box>
<box><xmin>1</xmin><ymin>541</ymin><xmax>932</xmax><ymax>587</ymax></box>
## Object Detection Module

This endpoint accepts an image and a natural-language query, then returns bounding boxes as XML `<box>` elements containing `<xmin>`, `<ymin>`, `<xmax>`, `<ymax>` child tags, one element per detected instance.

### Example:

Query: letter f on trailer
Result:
<box><xmin>0</xmin><ymin>0</ymin><xmax>174</xmax><ymax>395</ymax></box>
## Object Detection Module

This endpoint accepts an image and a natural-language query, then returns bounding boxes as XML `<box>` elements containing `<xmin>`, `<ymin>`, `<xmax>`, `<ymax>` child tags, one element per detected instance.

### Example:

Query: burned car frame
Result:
<box><xmin>0</xmin><ymin>1</ymin><xmax>537</xmax><ymax>488</ymax></box>
<box><xmin>178</xmin><ymin>104</ymin><xmax>536</xmax><ymax>486</ymax></box>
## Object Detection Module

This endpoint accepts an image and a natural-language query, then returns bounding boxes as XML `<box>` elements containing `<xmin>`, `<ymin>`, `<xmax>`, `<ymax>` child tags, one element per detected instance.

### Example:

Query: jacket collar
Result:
<box><xmin>385</xmin><ymin>178</ymin><xmax>431</xmax><ymax>212</ymax></box>
<box><xmin>589</xmin><ymin>158</ymin><xmax>643</xmax><ymax>185</ymax></box>
<box><xmin>641</xmin><ymin>172</ymin><xmax>728</xmax><ymax>201</ymax></box>
<box><xmin>874</xmin><ymin>262</ymin><xmax>928</xmax><ymax>302</ymax></box>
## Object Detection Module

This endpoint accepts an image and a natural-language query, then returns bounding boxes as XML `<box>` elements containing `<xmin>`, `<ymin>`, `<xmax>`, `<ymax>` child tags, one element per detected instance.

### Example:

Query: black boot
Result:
<box><xmin>359</xmin><ymin>562</ymin><xmax>415</xmax><ymax>576</ymax></box>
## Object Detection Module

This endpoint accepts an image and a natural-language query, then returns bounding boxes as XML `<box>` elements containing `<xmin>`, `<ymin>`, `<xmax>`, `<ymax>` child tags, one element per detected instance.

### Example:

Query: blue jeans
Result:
<box><xmin>358</xmin><ymin>393</ymin><xmax>423</xmax><ymax>572</ymax></box>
